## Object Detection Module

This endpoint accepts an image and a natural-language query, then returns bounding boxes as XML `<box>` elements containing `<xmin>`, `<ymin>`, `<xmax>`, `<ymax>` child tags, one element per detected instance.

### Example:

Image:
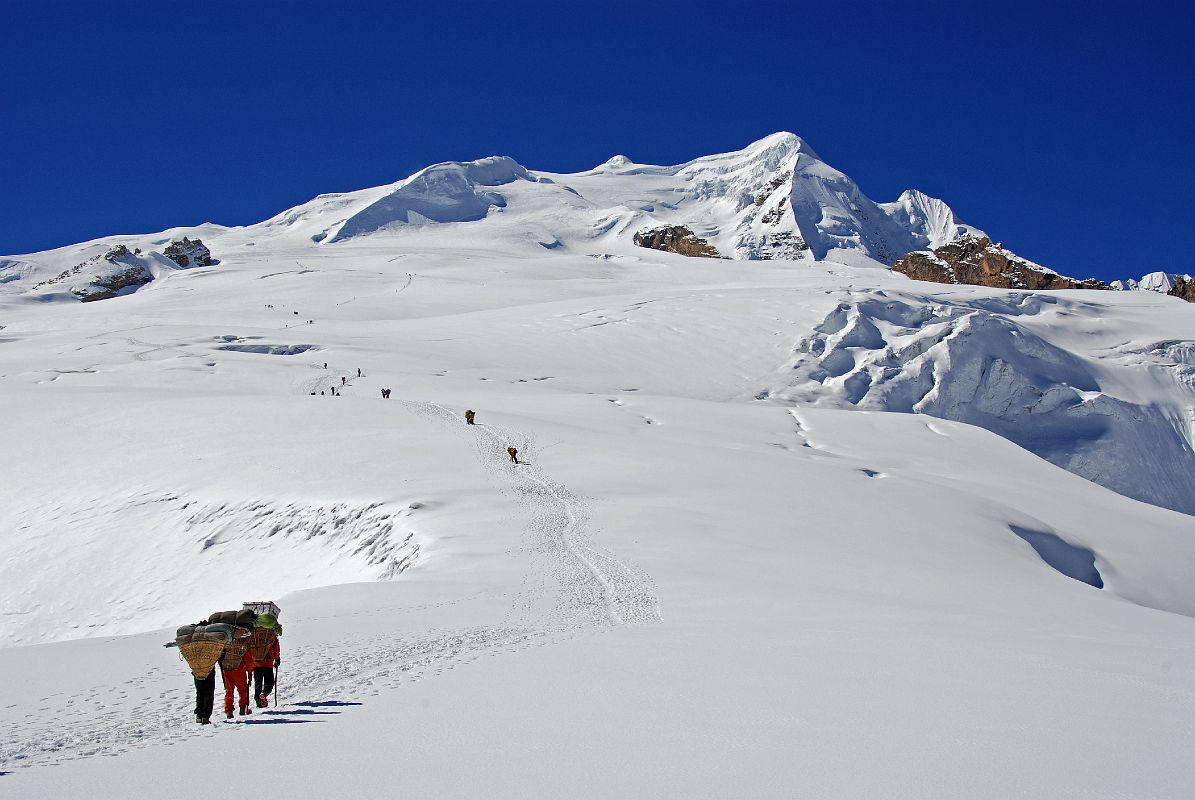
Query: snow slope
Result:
<box><xmin>1</xmin><ymin>134</ymin><xmax>1193</xmax><ymax>798</ymax></box>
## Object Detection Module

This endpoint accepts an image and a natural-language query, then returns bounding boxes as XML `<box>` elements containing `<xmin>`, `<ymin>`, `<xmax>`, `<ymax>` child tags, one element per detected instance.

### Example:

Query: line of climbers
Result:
<box><xmin>304</xmin><ymin>382</ymin><xmax>523</xmax><ymax>461</ymax></box>
<box><xmin>167</xmin><ymin>601</ymin><xmax>282</xmax><ymax>724</ymax></box>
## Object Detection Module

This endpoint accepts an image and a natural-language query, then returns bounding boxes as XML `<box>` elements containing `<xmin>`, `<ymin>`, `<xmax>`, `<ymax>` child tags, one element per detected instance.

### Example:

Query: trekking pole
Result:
<box><xmin>274</xmin><ymin>665</ymin><xmax>279</xmax><ymax>708</ymax></box>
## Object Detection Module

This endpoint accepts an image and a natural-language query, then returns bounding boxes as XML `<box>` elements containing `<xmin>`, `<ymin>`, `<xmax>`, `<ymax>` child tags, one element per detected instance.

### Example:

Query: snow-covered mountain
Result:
<box><xmin>2</xmin><ymin>134</ymin><xmax>1193</xmax><ymax>798</ymax></box>
<box><xmin>1</xmin><ymin>132</ymin><xmax>982</xmax><ymax>296</ymax></box>
<box><xmin>1112</xmin><ymin>270</ymin><xmax>1195</xmax><ymax>302</ymax></box>
<box><xmin>1113</xmin><ymin>271</ymin><xmax>1183</xmax><ymax>293</ymax></box>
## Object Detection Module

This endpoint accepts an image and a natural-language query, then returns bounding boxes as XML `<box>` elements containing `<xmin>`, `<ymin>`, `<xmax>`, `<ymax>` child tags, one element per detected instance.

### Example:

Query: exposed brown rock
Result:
<box><xmin>633</xmin><ymin>226</ymin><xmax>720</xmax><ymax>258</ymax></box>
<box><xmin>754</xmin><ymin>171</ymin><xmax>791</xmax><ymax>207</ymax></box>
<box><xmin>34</xmin><ymin>245</ymin><xmax>138</xmax><ymax>291</ymax></box>
<box><xmin>753</xmin><ymin>231</ymin><xmax>807</xmax><ymax>260</ymax></box>
<box><xmin>1168</xmin><ymin>276</ymin><xmax>1195</xmax><ymax>303</ymax></box>
<box><xmin>761</xmin><ymin>196</ymin><xmax>788</xmax><ymax>225</ymax></box>
<box><xmin>893</xmin><ymin>236</ymin><xmax>1109</xmax><ymax>291</ymax></box>
<box><xmin>163</xmin><ymin>237</ymin><xmax>215</xmax><ymax>268</ymax></box>
<box><xmin>77</xmin><ymin>265</ymin><xmax>153</xmax><ymax>302</ymax></box>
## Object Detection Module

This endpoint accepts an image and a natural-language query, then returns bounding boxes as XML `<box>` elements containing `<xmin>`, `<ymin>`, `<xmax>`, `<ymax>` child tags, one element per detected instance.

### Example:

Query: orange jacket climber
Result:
<box><xmin>220</xmin><ymin>637</ymin><xmax>256</xmax><ymax>718</ymax></box>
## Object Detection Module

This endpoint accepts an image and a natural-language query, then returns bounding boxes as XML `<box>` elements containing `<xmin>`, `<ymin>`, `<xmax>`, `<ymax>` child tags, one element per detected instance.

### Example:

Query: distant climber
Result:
<box><xmin>324</xmin><ymin>362</ymin><xmax>328</xmax><ymax>369</ymax></box>
<box><xmin>341</xmin><ymin>376</ymin><xmax>346</xmax><ymax>386</ymax></box>
<box><xmin>357</xmin><ymin>367</ymin><xmax>362</xmax><ymax>377</ymax></box>
<box><xmin>381</xmin><ymin>388</ymin><xmax>391</xmax><ymax>399</ymax></box>
<box><xmin>508</xmin><ymin>446</ymin><xmax>519</xmax><ymax>463</ymax></box>
<box><xmin>465</xmin><ymin>410</ymin><xmax>475</xmax><ymax>425</ymax></box>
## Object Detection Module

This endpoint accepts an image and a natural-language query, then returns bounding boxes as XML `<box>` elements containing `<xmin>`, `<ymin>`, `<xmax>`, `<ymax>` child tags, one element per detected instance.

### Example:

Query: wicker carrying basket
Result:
<box><xmin>247</xmin><ymin>627</ymin><xmax>278</xmax><ymax>663</ymax></box>
<box><xmin>179</xmin><ymin>639</ymin><xmax>226</xmax><ymax>678</ymax></box>
<box><xmin>219</xmin><ymin>627</ymin><xmax>253</xmax><ymax>669</ymax></box>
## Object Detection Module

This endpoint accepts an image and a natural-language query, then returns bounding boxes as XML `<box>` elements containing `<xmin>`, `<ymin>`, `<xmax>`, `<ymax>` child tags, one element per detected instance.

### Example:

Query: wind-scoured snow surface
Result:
<box><xmin>1</xmin><ymin>134</ymin><xmax>1193</xmax><ymax>798</ymax></box>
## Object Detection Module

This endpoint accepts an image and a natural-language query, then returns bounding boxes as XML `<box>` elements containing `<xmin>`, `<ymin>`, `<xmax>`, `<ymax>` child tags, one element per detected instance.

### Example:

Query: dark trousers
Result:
<box><xmin>253</xmin><ymin>666</ymin><xmax>276</xmax><ymax>701</ymax></box>
<box><xmin>194</xmin><ymin>669</ymin><xmax>216</xmax><ymax>720</ymax></box>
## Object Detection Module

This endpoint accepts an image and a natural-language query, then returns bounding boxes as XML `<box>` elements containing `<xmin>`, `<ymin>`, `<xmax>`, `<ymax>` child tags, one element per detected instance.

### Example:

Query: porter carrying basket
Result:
<box><xmin>219</xmin><ymin>626</ymin><xmax>254</xmax><ymax>669</ymax></box>
<box><xmin>179</xmin><ymin>640</ymin><xmax>227</xmax><ymax>678</ymax></box>
<box><xmin>248</xmin><ymin>626</ymin><xmax>279</xmax><ymax>664</ymax></box>
<box><xmin>175</xmin><ymin>623</ymin><xmax>233</xmax><ymax>678</ymax></box>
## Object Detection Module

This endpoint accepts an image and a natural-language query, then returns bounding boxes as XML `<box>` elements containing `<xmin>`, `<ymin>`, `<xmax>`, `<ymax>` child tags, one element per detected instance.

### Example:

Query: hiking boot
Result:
<box><xmin>199</xmin><ymin>717</ymin><xmax>211</xmax><ymax>725</ymax></box>
<box><xmin>239</xmin><ymin>705</ymin><xmax>251</xmax><ymax>716</ymax></box>
<box><xmin>226</xmin><ymin>710</ymin><xmax>234</xmax><ymax>720</ymax></box>
<box><xmin>195</xmin><ymin>714</ymin><xmax>204</xmax><ymax>724</ymax></box>
<box><xmin>256</xmin><ymin>694</ymin><xmax>268</xmax><ymax>708</ymax></box>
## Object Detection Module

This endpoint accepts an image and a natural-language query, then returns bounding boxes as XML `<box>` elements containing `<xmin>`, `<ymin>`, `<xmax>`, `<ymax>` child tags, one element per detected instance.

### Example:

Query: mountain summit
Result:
<box><xmin>37</xmin><ymin>133</ymin><xmax>975</xmax><ymax>268</ymax></box>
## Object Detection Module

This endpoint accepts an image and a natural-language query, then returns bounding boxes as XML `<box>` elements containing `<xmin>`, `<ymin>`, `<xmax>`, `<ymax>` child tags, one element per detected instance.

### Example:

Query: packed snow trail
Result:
<box><xmin>400</xmin><ymin>399</ymin><xmax>660</xmax><ymax>630</ymax></box>
<box><xmin>0</xmin><ymin>401</ymin><xmax>658</xmax><ymax>772</ymax></box>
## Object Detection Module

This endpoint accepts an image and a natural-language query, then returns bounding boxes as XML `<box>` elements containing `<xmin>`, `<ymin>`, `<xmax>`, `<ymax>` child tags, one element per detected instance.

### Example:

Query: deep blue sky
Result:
<box><xmin>3</xmin><ymin>1</ymin><xmax>1191</xmax><ymax>281</ymax></box>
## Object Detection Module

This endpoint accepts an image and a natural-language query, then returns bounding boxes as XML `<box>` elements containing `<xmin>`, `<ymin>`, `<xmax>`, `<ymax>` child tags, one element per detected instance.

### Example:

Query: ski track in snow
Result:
<box><xmin>0</xmin><ymin>401</ymin><xmax>658</xmax><ymax>772</ymax></box>
<box><xmin>403</xmin><ymin>400</ymin><xmax>659</xmax><ymax>631</ymax></box>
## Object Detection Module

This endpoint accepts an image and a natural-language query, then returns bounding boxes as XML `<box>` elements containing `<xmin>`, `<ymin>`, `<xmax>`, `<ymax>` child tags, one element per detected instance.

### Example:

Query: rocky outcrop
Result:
<box><xmin>162</xmin><ymin>237</ymin><xmax>215</xmax><ymax>268</ymax></box>
<box><xmin>633</xmin><ymin>226</ymin><xmax>720</xmax><ymax>258</ymax></box>
<box><xmin>73</xmin><ymin>245</ymin><xmax>152</xmax><ymax>301</ymax></box>
<box><xmin>31</xmin><ymin>244</ymin><xmax>155</xmax><ymax>301</ymax></box>
<box><xmin>1168</xmin><ymin>276</ymin><xmax>1195</xmax><ymax>303</ymax></box>
<box><xmin>893</xmin><ymin>236</ymin><xmax>1109</xmax><ymax>291</ymax></box>
<box><xmin>28</xmin><ymin>239</ymin><xmax>218</xmax><ymax>302</ymax></box>
<box><xmin>35</xmin><ymin>245</ymin><xmax>136</xmax><ymax>290</ymax></box>
<box><xmin>754</xmin><ymin>171</ymin><xmax>791</xmax><ymax>207</ymax></box>
<box><xmin>760</xmin><ymin>232</ymin><xmax>807</xmax><ymax>260</ymax></box>
<box><xmin>77</xmin><ymin>264</ymin><xmax>154</xmax><ymax>302</ymax></box>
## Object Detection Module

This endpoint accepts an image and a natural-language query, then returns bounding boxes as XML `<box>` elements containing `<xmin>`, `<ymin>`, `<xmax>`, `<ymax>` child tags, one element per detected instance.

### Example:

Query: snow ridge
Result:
<box><xmin>766</xmin><ymin>291</ymin><xmax>1195</xmax><ymax>516</ymax></box>
<box><xmin>327</xmin><ymin>156</ymin><xmax>535</xmax><ymax>242</ymax></box>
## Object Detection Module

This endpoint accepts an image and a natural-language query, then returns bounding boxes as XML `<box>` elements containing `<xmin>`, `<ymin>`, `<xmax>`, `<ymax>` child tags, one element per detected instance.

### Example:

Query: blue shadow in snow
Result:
<box><xmin>238</xmin><ymin>718</ymin><xmax>319</xmax><ymax>725</ymax></box>
<box><xmin>1010</xmin><ymin>525</ymin><xmax>1104</xmax><ymax>588</ymax></box>
<box><xmin>293</xmin><ymin>700</ymin><xmax>363</xmax><ymax>708</ymax></box>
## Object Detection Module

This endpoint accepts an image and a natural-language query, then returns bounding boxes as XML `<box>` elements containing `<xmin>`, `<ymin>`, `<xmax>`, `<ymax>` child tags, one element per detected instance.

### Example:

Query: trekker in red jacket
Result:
<box><xmin>220</xmin><ymin>634</ymin><xmax>256</xmax><ymax>719</ymax></box>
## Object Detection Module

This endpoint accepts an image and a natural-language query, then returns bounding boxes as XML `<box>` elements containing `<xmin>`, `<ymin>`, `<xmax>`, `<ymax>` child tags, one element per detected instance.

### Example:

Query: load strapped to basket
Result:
<box><xmin>175</xmin><ymin>623</ymin><xmax>233</xmax><ymax>678</ymax></box>
<box><xmin>243</xmin><ymin>601</ymin><xmax>281</xmax><ymax>620</ymax></box>
<box><xmin>209</xmin><ymin>608</ymin><xmax>257</xmax><ymax>629</ymax></box>
<box><xmin>245</xmin><ymin>601</ymin><xmax>282</xmax><ymax>662</ymax></box>
<box><xmin>209</xmin><ymin>609</ymin><xmax>256</xmax><ymax>669</ymax></box>
<box><xmin>247</xmin><ymin>597</ymin><xmax>282</xmax><ymax>655</ymax></box>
